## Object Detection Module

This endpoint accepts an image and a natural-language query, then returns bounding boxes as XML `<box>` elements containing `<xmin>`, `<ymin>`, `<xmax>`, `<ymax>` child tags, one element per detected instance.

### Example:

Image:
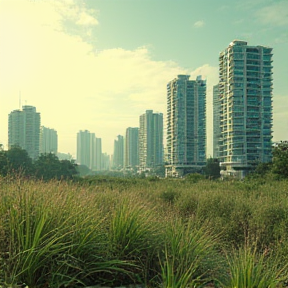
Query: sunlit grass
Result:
<box><xmin>0</xmin><ymin>175</ymin><xmax>288</xmax><ymax>287</ymax></box>
<box><xmin>160</xmin><ymin>219</ymin><xmax>221</xmax><ymax>288</ymax></box>
<box><xmin>221</xmin><ymin>245</ymin><xmax>288</xmax><ymax>288</ymax></box>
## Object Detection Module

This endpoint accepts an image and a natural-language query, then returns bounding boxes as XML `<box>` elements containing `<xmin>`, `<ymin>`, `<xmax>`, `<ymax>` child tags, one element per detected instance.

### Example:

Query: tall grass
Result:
<box><xmin>160</xmin><ymin>219</ymin><xmax>222</xmax><ymax>288</ymax></box>
<box><xmin>221</xmin><ymin>245</ymin><xmax>288</xmax><ymax>288</ymax></box>
<box><xmin>0</xmin><ymin>178</ymin><xmax>131</xmax><ymax>287</ymax></box>
<box><xmin>107</xmin><ymin>196</ymin><xmax>164</xmax><ymax>286</ymax></box>
<box><xmin>1</xmin><ymin>176</ymin><xmax>288</xmax><ymax>287</ymax></box>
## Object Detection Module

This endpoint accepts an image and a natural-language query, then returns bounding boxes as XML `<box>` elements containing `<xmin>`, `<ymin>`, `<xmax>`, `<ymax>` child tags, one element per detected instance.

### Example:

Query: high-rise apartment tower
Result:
<box><xmin>166</xmin><ymin>75</ymin><xmax>206</xmax><ymax>177</ymax></box>
<box><xmin>113</xmin><ymin>135</ymin><xmax>124</xmax><ymax>169</ymax></box>
<box><xmin>40</xmin><ymin>126</ymin><xmax>58</xmax><ymax>154</ymax></box>
<box><xmin>125</xmin><ymin>127</ymin><xmax>139</xmax><ymax>169</ymax></box>
<box><xmin>77</xmin><ymin>130</ymin><xmax>102</xmax><ymax>170</ymax></box>
<box><xmin>139</xmin><ymin>110</ymin><xmax>163</xmax><ymax>169</ymax></box>
<box><xmin>213</xmin><ymin>84</ymin><xmax>221</xmax><ymax>159</ymax></box>
<box><xmin>218</xmin><ymin>40</ymin><xmax>273</xmax><ymax>175</ymax></box>
<box><xmin>8</xmin><ymin>105</ymin><xmax>41</xmax><ymax>159</ymax></box>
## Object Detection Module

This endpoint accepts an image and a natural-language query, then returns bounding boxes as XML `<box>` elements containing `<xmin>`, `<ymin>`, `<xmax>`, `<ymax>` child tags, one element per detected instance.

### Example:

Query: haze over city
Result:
<box><xmin>1</xmin><ymin>0</ymin><xmax>288</xmax><ymax>157</ymax></box>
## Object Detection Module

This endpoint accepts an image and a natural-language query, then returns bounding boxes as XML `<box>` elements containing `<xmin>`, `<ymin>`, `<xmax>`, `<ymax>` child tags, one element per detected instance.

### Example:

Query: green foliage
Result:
<box><xmin>154</xmin><ymin>165</ymin><xmax>165</xmax><ymax>178</ymax></box>
<box><xmin>1</xmin><ymin>176</ymin><xmax>288</xmax><ymax>287</ymax></box>
<box><xmin>75</xmin><ymin>164</ymin><xmax>92</xmax><ymax>176</ymax></box>
<box><xmin>0</xmin><ymin>180</ymin><xmax>132</xmax><ymax>287</ymax></box>
<box><xmin>108</xmin><ymin>200</ymin><xmax>160</xmax><ymax>285</ymax></box>
<box><xmin>254</xmin><ymin>162</ymin><xmax>272</xmax><ymax>176</ymax></box>
<box><xmin>0</xmin><ymin>146</ymin><xmax>33</xmax><ymax>176</ymax></box>
<box><xmin>159</xmin><ymin>189</ymin><xmax>179</xmax><ymax>204</ymax></box>
<box><xmin>204</xmin><ymin>157</ymin><xmax>221</xmax><ymax>179</ymax></box>
<box><xmin>222</xmin><ymin>245</ymin><xmax>288</xmax><ymax>288</ymax></box>
<box><xmin>272</xmin><ymin>141</ymin><xmax>288</xmax><ymax>178</ymax></box>
<box><xmin>185</xmin><ymin>173</ymin><xmax>206</xmax><ymax>183</ymax></box>
<box><xmin>160</xmin><ymin>219</ymin><xmax>221</xmax><ymax>288</ymax></box>
<box><xmin>34</xmin><ymin>153</ymin><xmax>78</xmax><ymax>180</ymax></box>
<box><xmin>0</xmin><ymin>149</ymin><xmax>78</xmax><ymax>180</ymax></box>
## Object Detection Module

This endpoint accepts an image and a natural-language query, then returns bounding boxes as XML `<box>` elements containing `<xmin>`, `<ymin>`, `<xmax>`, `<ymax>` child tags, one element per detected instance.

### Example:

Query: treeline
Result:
<box><xmin>0</xmin><ymin>141</ymin><xmax>287</xmax><ymax>181</ymax></box>
<box><xmin>250</xmin><ymin>141</ymin><xmax>288</xmax><ymax>179</ymax></box>
<box><xmin>0</xmin><ymin>146</ymin><xmax>78</xmax><ymax>180</ymax></box>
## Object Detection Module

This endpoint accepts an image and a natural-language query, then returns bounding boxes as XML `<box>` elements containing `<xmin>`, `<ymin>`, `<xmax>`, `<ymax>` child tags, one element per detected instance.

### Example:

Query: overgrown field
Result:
<box><xmin>1</xmin><ymin>176</ymin><xmax>288</xmax><ymax>287</ymax></box>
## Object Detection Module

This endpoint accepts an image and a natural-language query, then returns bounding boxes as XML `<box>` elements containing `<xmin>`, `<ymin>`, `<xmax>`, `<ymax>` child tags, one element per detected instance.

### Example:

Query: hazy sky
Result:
<box><xmin>0</xmin><ymin>0</ymin><xmax>287</xmax><ymax>157</ymax></box>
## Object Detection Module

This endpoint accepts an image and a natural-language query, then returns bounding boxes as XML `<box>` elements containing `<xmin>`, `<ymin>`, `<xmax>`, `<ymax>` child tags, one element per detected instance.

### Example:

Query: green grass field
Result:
<box><xmin>1</xmin><ymin>175</ymin><xmax>288</xmax><ymax>287</ymax></box>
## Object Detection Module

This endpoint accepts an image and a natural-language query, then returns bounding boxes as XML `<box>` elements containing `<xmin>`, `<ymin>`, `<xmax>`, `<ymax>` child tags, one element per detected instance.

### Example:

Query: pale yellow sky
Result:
<box><xmin>0</xmin><ymin>0</ymin><xmax>217</xmax><ymax>156</ymax></box>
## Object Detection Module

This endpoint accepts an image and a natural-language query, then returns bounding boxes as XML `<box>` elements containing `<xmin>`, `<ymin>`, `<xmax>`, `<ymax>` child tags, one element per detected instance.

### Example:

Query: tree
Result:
<box><xmin>0</xmin><ymin>150</ymin><xmax>8</xmax><ymax>176</ymax></box>
<box><xmin>34</xmin><ymin>153</ymin><xmax>78</xmax><ymax>181</ymax></box>
<box><xmin>204</xmin><ymin>157</ymin><xmax>221</xmax><ymax>179</ymax></box>
<box><xmin>254</xmin><ymin>162</ymin><xmax>272</xmax><ymax>176</ymax></box>
<box><xmin>272</xmin><ymin>141</ymin><xmax>288</xmax><ymax>178</ymax></box>
<box><xmin>0</xmin><ymin>146</ymin><xmax>34</xmax><ymax>176</ymax></box>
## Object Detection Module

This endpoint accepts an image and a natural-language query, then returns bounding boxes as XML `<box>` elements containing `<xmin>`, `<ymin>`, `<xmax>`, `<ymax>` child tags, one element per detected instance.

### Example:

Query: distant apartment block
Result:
<box><xmin>94</xmin><ymin>137</ymin><xmax>102</xmax><ymax>171</ymax></box>
<box><xmin>218</xmin><ymin>40</ymin><xmax>273</xmax><ymax>175</ymax></box>
<box><xmin>125</xmin><ymin>127</ymin><xmax>139</xmax><ymax>169</ymax></box>
<box><xmin>8</xmin><ymin>105</ymin><xmax>41</xmax><ymax>159</ymax></box>
<box><xmin>101</xmin><ymin>152</ymin><xmax>110</xmax><ymax>170</ymax></box>
<box><xmin>166</xmin><ymin>75</ymin><xmax>206</xmax><ymax>177</ymax></box>
<box><xmin>113</xmin><ymin>135</ymin><xmax>124</xmax><ymax>169</ymax></box>
<box><xmin>139</xmin><ymin>110</ymin><xmax>163</xmax><ymax>169</ymax></box>
<box><xmin>77</xmin><ymin>130</ymin><xmax>102</xmax><ymax>170</ymax></box>
<box><xmin>40</xmin><ymin>126</ymin><xmax>58</xmax><ymax>154</ymax></box>
<box><xmin>213</xmin><ymin>84</ymin><xmax>221</xmax><ymax>159</ymax></box>
<box><xmin>57</xmin><ymin>152</ymin><xmax>73</xmax><ymax>161</ymax></box>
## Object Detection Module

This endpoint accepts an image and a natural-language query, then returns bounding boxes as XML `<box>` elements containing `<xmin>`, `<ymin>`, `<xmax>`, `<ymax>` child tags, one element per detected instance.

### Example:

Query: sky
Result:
<box><xmin>0</xmin><ymin>0</ymin><xmax>287</xmax><ymax>157</ymax></box>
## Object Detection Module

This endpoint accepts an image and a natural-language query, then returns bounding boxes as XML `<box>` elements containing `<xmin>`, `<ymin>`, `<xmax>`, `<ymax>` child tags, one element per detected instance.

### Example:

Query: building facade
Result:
<box><xmin>139</xmin><ymin>110</ymin><xmax>163</xmax><ymax>169</ymax></box>
<box><xmin>166</xmin><ymin>75</ymin><xmax>206</xmax><ymax>177</ymax></box>
<box><xmin>94</xmin><ymin>137</ymin><xmax>102</xmax><ymax>171</ymax></box>
<box><xmin>218</xmin><ymin>40</ymin><xmax>273</xmax><ymax>175</ymax></box>
<box><xmin>113</xmin><ymin>135</ymin><xmax>124</xmax><ymax>169</ymax></box>
<box><xmin>125</xmin><ymin>127</ymin><xmax>139</xmax><ymax>169</ymax></box>
<box><xmin>40</xmin><ymin>126</ymin><xmax>58</xmax><ymax>154</ymax></box>
<box><xmin>8</xmin><ymin>105</ymin><xmax>41</xmax><ymax>159</ymax></box>
<box><xmin>77</xmin><ymin>130</ymin><xmax>102</xmax><ymax>170</ymax></box>
<box><xmin>213</xmin><ymin>84</ymin><xmax>221</xmax><ymax>159</ymax></box>
<box><xmin>77</xmin><ymin>130</ymin><xmax>94</xmax><ymax>169</ymax></box>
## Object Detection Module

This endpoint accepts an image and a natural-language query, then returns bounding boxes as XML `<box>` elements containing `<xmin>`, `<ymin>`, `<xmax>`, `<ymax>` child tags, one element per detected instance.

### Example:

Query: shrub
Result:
<box><xmin>160</xmin><ymin>219</ymin><xmax>221</xmax><ymax>287</ymax></box>
<box><xmin>159</xmin><ymin>189</ymin><xmax>179</xmax><ymax>204</ymax></box>
<box><xmin>221</xmin><ymin>245</ymin><xmax>288</xmax><ymax>288</ymax></box>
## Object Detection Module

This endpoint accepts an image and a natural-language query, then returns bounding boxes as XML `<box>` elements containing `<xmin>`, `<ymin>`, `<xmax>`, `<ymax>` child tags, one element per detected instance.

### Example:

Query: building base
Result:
<box><xmin>165</xmin><ymin>164</ymin><xmax>205</xmax><ymax>178</ymax></box>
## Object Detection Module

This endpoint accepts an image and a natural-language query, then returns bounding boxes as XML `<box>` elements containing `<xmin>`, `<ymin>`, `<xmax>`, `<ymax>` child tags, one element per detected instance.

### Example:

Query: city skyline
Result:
<box><xmin>1</xmin><ymin>0</ymin><xmax>288</xmax><ymax>156</ymax></box>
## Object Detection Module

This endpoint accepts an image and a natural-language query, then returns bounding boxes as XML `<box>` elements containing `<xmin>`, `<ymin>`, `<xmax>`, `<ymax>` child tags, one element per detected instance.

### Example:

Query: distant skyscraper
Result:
<box><xmin>94</xmin><ymin>137</ymin><xmax>102</xmax><ymax>171</ymax></box>
<box><xmin>8</xmin><ymin>105</ymin><xmax>41</xmax><ymax>159</ymax></box>
<box><xmin>40</xmin><ymin>126</ymin><xmax>58</xmax><ymax>154</ymax></box>
<box><xmin>166</xmin><ymin>75</ymin><xmax>206</xmax><ymax>176</ymax></box>
<box><xmin>219</xmin><ymin>40</ymin><xmax>273</xmax><ymax>174</ymax></box>
<box><xmin>139</xmin><ymin>110</ymin><xmax>163</xmax><ymax>169</ymax></box>
<box><xmin>101</xmin><ymin>152</ymin><xmax>110</xmax><ymax>170</ymax></box>
<box><xmin>125</xmin><ymin>127</ymin><xmax>139</xmax><ymax>168</ymax></box>
<box><xmin>77</xmin><ymin>130</ymin><xmax>94</xmax><ymax>169</ymax></box>
<box><xmin>113</xmin><ymin>135</ymin><xmax>124</xmax><ymax>169</ymax></box>
<box><xmin>213</xmin><ymin>84</ymin><xmax>220</xmax><ymax>159</ymax></box>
